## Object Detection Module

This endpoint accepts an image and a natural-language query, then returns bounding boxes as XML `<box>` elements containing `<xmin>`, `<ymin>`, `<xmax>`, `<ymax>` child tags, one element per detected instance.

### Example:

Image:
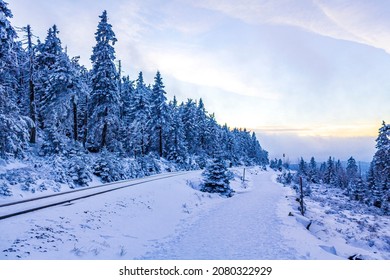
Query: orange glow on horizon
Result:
<box><xmin>254</xmin><ymin>123</ymin><xmax>379</xmax><ymax>138</ymax></box>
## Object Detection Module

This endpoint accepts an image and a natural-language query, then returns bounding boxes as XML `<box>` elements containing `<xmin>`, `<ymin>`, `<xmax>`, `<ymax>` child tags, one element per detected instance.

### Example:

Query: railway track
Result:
<box><xmin>0</xmin><ymin>171</ymin><xmax>193</xmax><ymax>220</ymax></box>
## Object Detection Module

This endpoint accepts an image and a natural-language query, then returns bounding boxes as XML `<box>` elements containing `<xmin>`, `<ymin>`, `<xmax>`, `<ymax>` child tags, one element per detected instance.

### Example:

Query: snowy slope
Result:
<box><xmin>0</xmin><ymin>167</ymin><xmax>388</xmax><ymax>259</ymax></box>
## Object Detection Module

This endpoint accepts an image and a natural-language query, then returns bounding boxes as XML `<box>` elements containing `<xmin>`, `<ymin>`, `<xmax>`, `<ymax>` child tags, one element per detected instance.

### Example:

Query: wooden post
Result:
<box><xmin>242</xmin><ymin>168</ymin><xmax>246</xmax><ymax>182</ymax></box>
<box><xmin>299</xmin><ymin>176</ymin><xmax>305</xmax><ymax>216</ymax></box>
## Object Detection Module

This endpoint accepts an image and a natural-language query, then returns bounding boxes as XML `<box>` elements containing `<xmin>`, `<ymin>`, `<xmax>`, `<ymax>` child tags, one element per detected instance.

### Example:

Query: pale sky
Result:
<box><xmin>8</xmin><ymin>0</ymin><xmax>390</xmax><ymax>162</ymax></box>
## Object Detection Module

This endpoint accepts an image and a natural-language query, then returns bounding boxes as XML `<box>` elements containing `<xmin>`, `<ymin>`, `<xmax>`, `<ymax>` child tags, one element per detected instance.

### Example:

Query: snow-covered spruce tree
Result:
<box><xmin>350</xmin><ymin>175</ymin><xmax>366</xmax><ymax>202</ymax></box>
<box><xmin>128</xmin><ymin>72</ymin><xmax>152</xmax><ymax>157</ymax></box>
<box><xmin>166</xmin><ymin>96</ymin><xmax>187</xmax><ymax>164</ymax></box>
<box><xmin>323</xmin><ymin>157</ymin><xmax>336</xmax><ymax>185</ymax></box>
<box><xmin>182</xmin><ymin>99</ymin><xmax>200</xmax><ymax>155</ymax></box>
<box><xmin>40</xmin><ymin>51</ymin><xmax>82</xmax><ymax>154</ymax></box>
<box><xmin>297</xmin><ymin>157</ymin><xmax>308</xmax><ymax>177</ymax></box>
<box><xmin>196</xmin><ymin>98</ymin><xmax>209</xmax><ymax>155</ymax></box>
<box><xmin>15</xmin><ymin>25</ymin><xmax>38</xmax><ymax>144</ymax></box>
<box><xmin>87</xmin><ymin>10</ymin><xmax>120</xmax><ymax>152</ymax></box>
<box><xmin>150</xmin><ymin>71</ymin><xmax>170</xmax><ymax>157</ymax></box>
<box><xmin>346</xmin><ymin>156</ymin><xmax>359</xmax><ymax>197</ymax></box>
<box><xmin>119</xmin><ymin>75</ymin><xmax>135</xmax><ymax>155</ymax></box>
<box><xmin>334</xmin><ymin>159</ymin><xmax>347</xmax><ymax>189</ymax></box>
<box><xmin>35</xmin><ymin>25</ymin><xmax>63</xmax><ymax>130</ymax></box>
<box><xmin>308</xmin><ymin>157</ymin><xmax>319</xmax><ymax>183</ymax></box>
<box><xmin>220</xmin><ymin>124</ymin><xmax>235</xmax><ymax>164</ymax></box>
<box><xmin>201</xmin><ymin>154</ymin><xmax>234</xmax><ymax>197</ymax></box>
<box><xmin>70</xmin><ymin>57</ymin><xmax>90</xmax><ymax>145</ymax></box>
<box><xmin>207</xmin><ymin>115</ymin><xmax>221</xmax><ymax>157</ymax></box>
<box><xmin>346</xmin><ymin>156</ymin><xmax>358</xmax><ymax>181</ymax></box>
<box><xmin>249</xmin><ymin>132</ymin><xmax>268</xmax><ymax>167</ymax></box>
<box><xmin>370</xmin><ymin>121</ymin><xmax>390</xmax><ymax>211</ymax></box>
<box><xmin>0</xmin><ymin>0</ymin><xmax>31</xmax><ymax>158</ymax></box>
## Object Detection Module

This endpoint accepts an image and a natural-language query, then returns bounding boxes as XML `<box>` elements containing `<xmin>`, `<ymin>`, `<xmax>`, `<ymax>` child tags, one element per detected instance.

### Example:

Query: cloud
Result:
<box><xmin>256</xmin><ymin>124</ymin><xmax>378</xmax><ymax>138</ymax></box>
<box><xmin>315</xmin><ymin>0</ymin><xmax>390</xmax><ymax>52</ymax></box>
<box><xmin>142</xmin><ymin>46</ymin><xmax>281</xmax><ymax>100</ymax></box>
<box><xmin>193</xmin><ymin>0</ymin><xmax>390</xmax><ymax>53</ymax></box>
<box><xmin>256</xmin><ymin>131</ymin><xmax>376</xmax><ymax>163</ymax></box>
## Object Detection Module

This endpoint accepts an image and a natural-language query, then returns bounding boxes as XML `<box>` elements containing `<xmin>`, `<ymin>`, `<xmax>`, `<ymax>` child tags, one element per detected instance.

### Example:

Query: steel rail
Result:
<box><xmin>0</xmin><ymin>172</ymin><xmax>191</xmax><ymax>220</ymax></box>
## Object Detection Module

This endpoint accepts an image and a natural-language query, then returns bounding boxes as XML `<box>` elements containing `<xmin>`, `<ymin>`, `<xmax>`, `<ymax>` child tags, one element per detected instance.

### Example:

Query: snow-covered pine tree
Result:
<box><xmin>119</xmin><ymin>75</ymin><xmax>134</xmax><ymax>121</ymax></box>
<box><xmin>87</xmin><ymin>10</ymin><xmax>120</xmax><ymax>152</ymax></box>
<box><xmin>334</xmin><ymin>159</ymin><xmax>347</xmax><ymax>189</ymax></box>
<box><xmin>166</xmin><ymin>96</ymin><xmax>187</xmax><ymax>164</ymax></box>
<box><xmin>346</xmin><ymin>156</ymin><xmax>359</xmax><ymax>196</ymax></box>
<box><xmin>203</xmin><ymin>113</ymin><xmax>220</xmax><ymax>160</ymax></box>
<box><xmin>128</xmin><ymin>72</ymin><xmax>152</xmax><ymax>157</ymax></box>
<box><xmin>182</xmin><ymin>99</ymin><xmax>200</xmax><ymax>155</ymax></box>
<box><xmin>119</xmin><ymin>75</ymin><xmax>134</xmax><ymax>155</ymax></box>
<box><xmin>70</xmin><ymin>57</ymin><xmax>90</xmax><ymax>145</ymax></box>
<box><xmin>250</xmin><ymin>132</ymin><xmax>268</xmax><ymax>167</ymax></box>
<box><xmin>15</xmin><ymin>25</ymin><xmax>38</xmax><ymax>144</ymax></box>
<box><xmin>323</xmin><ymin>157</ymin><xmax>336</xmax><ymax>185</ymax></box>
<box><xmin>40</xmin><ymin>51</ymin><xmax>83</xmax><ymax>154</ymax></box>
<box><xmin>366</xmin><ymin>161</ymin><xmax>382</xmax><ymax>207</ymax></box>
<box><xmin>196</xmin><ymin>98</ymin><xmax>209</xmax><ymax>155</ymax></box>
<box><xmin>0</xmin><ymin>0</ymin><xmax>31</xmax><ymax>158</ymax></box>
<box><xmin>370</xmin><ymin>121</ymin><xmax>390</xmax><ymax>210</ymax></box>
<box><xmin>232</xmin><ymin>128</ymin><xmax>252</xmax><ymax>165</ymax></box>
<box><xmin>220</xmin><ymin>124</ymin><xmax>235</xmax><ymax>164</ymax></box>
<box><xmin>25</xmin><ymin>25</ymin><xmax>37</xmax><ymax>144</ymax></box>
<box><xmin>350</xmin><ymin>175</ymin><xmax>366</xmax><ymax>202</ymax></box>
<box><xmin>248</xmin><ymin>132</ymin><xmax>258</xmax><ymax>162</ymax></box>
<box><xmin>230</xmin><ymin>128</ymin><xmax>241</xmax><ymax>165</ymax></box>
<box><xmin>277</xmin><ymin>158</ymin><xmax>283</xmax><ymax>171</ymax></box>
<box><xmin>35</xmin><ymin>25</ymin><xmax>63</xmax><ymax>131</ymax></box>
<box><xmin>269</xmin><ymin>158</ymin><xmax>278</xmax><ymax>170</ymax></box>
<box><xmin>346</xmin><ymin>157</ymin><xmax>358</xmax><ymax>182</ymax></box>
<box><xmin>298</xmin><ymin>157</ymin><xmax>308</xmax><ymax>177</ymax></box>
<box><xmin>201</xmin><ymin>153</ymin><xmax>234</xmax><ymax>197</ymax></box>
<box><xmin>308</xmin><ymin>157</ymin><xmax>318</xmax><ymax>183</ymax></box>
<box><xmin>150</xmin><ymin>71</ymin><xmax>170</xmax><ymax>157</ymax></box>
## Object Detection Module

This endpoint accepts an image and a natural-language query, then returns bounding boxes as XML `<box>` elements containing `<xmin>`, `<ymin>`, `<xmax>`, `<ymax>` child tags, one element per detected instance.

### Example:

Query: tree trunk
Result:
<box><xmin>159</xmin><ymin>126</ymin><xmax>163</xmax><ymax>157</ymax></box>
<box><xmin>101</xmin><ymin>107</ymin><xmax>108</xmax><ymax>149</ymax></box>
<box><xmin>299</xmin><ymin>176</ymin><xmax>305</xmax><ymax>216</ymax></box>
<box><xmin>29</xmin><ymin>79</ymin><xmax>36</xmax><ymax>144</ymax></box>
<box><xmin>82</xmin><ymin>95</ymin><xmax>88</xmax><ymax>148</ymax></box>
<box><xmin>72</xmin><ymin>95</ymin><xmax>78</xmax><ymax>141</ymax></box>
<box><xmin>27</xmin><ymin>25</ymin><xmax>36</xmax><ymax>144</ymax></box>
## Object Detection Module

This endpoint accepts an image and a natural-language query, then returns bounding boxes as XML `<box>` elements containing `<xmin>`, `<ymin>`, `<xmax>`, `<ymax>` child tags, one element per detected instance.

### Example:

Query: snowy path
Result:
<box><xmin>142</xmin><ymin>170</ymin><xmax>301</xmax><ymax>259</ymax></box>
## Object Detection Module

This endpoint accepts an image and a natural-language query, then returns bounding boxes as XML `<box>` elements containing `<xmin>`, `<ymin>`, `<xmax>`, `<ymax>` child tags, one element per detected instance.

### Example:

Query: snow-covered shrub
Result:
<box><xmin>167</xmin><ymin>148</ymin><xmax>186</xmax><ymax>166</ymax></box>
<box><xmin>277</xmin><ymin>171</ymin><xmax>293</xmax><ymax>185</ymax></box>
<box><xmin>0</xmin><ymin>114</ymin><xmax>31</xmax><ymax>159</ymax></box>
<box><xmin>0</xmin><ymin>182</ymin><xmax>12</xmax><ymax>196</ymax></box>
<box><xmin>38</xmin><ymin>180</ymin><xmax>61</xmax><ymax>192</ymax></box>
<box><xmin>21</xmin><ymin>177</ymin><xmax>36</xmax><ymax>193</ymax></box>
<box><xmin>2</xmin><ymin>168</ymin><xmax>33</xmax><ymax>185</ymax></box>
<box><xmin>137</xmin><ymin>154</ymin><xmax>160</xmax><ymax>176</ymax></box>
<box><xmin>184</xmin><ymin>156</ymin><xmax>200</xmax><ymax>171</ymax></box>
<box><xmin>67</xmin><ymin>155</ymin><xmax>92</xmax><ymax>187</ymax></box>
<box><xmin>48</xmin><ymin>156</ymin><xmax>68</xmax><ymax>184</ymax></box>
<box><xmin>122</xmin><ymin>158</ymin><xmax>144</xmax><ymax>179</ymax></box>
<box><xmin>201</xmin><ymin>157</ymin><xmax>234</xmax><ymax>197</ymax></box>
<box><xmin>195</xmin><ymin>154</ymin><xmax>207</xmax><ymax>169</ymax></box>
<box><xmin>93</xmin><ymin>150</ymin><xmax>124</xmax><ymax>183</ymax></box>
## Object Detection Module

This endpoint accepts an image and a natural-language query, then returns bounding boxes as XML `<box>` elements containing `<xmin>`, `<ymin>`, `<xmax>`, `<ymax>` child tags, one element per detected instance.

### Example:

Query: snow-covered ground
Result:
<box><xmin>0</xmin><ymin>167</ymin><xmax>388</xmax><ymax>259</ymax></box>
<box><xmin>295</xmin><ymin>183</ymin><xmax>390</xmax><ymax>259</ymax></box>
